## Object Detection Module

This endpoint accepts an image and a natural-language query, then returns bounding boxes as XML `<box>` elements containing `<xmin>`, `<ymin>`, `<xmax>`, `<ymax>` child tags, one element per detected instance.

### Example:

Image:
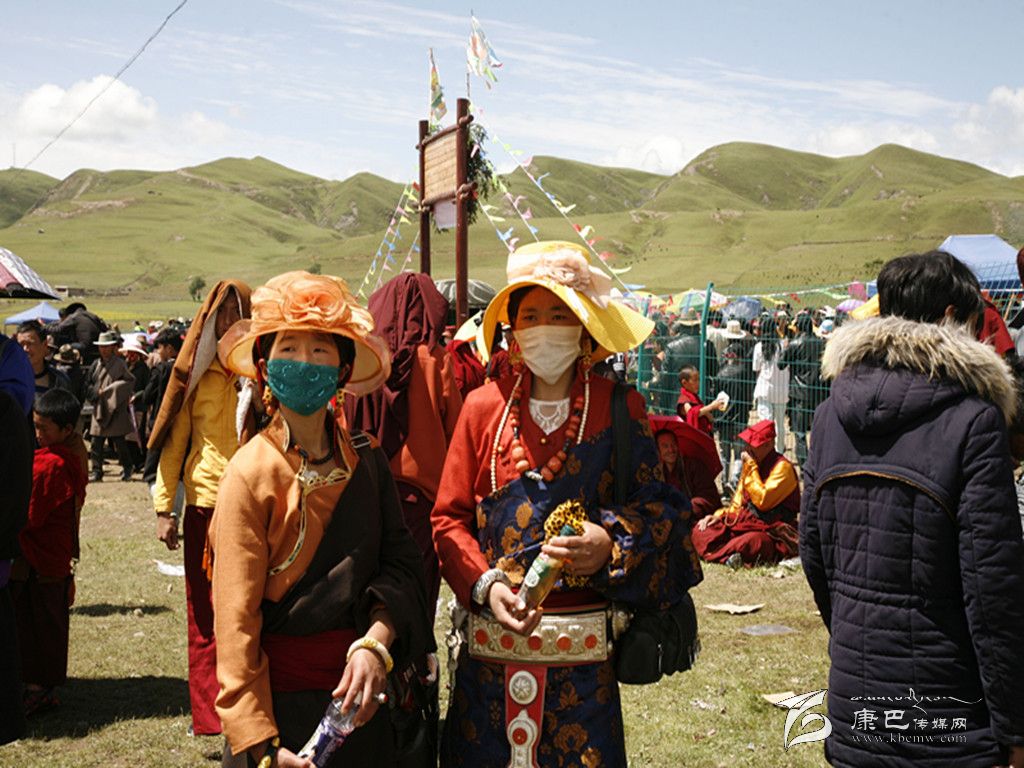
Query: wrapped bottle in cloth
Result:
<box><xmin>518</xmin><ymin>523</ymin><xmax>577</xmax><ymax>609</ymax></box>
<box><xmin>297</xmin><ymin>693</ymin><xmax>386</xmax><ymax>766</ymax></box>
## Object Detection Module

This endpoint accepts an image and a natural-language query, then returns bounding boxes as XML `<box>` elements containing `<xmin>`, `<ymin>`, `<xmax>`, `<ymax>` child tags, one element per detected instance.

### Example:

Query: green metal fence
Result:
<box><xmin>627</xmin><ymin>267</ymin><xmax>1024</xmax><ymax>481</ymax></box>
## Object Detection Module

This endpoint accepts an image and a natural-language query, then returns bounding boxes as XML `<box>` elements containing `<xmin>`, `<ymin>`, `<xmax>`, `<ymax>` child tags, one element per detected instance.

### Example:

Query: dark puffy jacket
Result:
<box><xmin>716</xmin><ymin>338</ymin><xmax>755</xmax><ymax>425</ymax></box>
<box><xmin>47</xmin><ymin>309</ymin><xmax>107</xmax><ymax>363</ymax></box>
<box><xmin>778</xmin><ymin>331</ymin><xmax>827</xmax><ymax>405</ymax></box>
<box><xmin>801</xmin><ymin>316</ymin><xmax>1024</xmax><ymax>767</ymax></box>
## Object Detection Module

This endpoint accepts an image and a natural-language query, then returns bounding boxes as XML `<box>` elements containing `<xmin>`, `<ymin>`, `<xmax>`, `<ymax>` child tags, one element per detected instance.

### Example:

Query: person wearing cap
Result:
<box><xmin>211</xmin><ymin>271</ymin><xmax>432</xmax><ymax>767</ymax></box>
<box><xmin>657</xmin><ymin>308</ymin><xmax>718</xmax><ymax>413</ymax></box>
<box><xmin>801</xmin><ymin>251</ymin><xmax>1024</xmax><ymax>767</ymax></box>
<box><xmin>53</xmin><ymin>344</ymin><xmax>87</xmax><ymax>409</ymax></box>
<box><xmin>120</xmin><ymin>335</ymin><xmax>151</xmax><ymax>471</ymax></box>
<box><xmin>345</xmin><ymin>272</ymin><xmax>462</xmax><ymax>623</ymax></box>
<box><xmin>432</xmin><ymin>241</ymin><xmax>701</xmax><ymax>767</ymax></box>
<box><xmin>147</xmin><ymin>280</ymin><xmax>250</xmax><ymax>737</ymax></box>
<box><xmin>85</xmin><ymin>331</ymin><xmax>134</xmax><ymax>482</ymax></box>
<box><xmin>691</xmin><ymin>419</ymin><xmax>799</xmax><ymax>567</ymax></box>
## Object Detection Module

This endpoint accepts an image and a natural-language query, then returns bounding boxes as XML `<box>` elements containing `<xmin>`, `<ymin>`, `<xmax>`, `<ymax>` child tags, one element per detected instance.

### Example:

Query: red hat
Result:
<box><xmin>737</xmin><ymin>419</ymin><xmax>776</xmax><ymax>449</ymax></box>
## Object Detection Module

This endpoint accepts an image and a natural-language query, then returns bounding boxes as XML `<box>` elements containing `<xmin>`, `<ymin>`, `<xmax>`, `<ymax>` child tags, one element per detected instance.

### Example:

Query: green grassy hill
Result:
<box><xmin>1</xmin><ymin>144</ymin><xmax>1021</xmax><ymax>321</ymax></box>
<box><xmin>500</xmin><ymin>155</ymin><xmax>665</xmax><ymax>216</ymax></box>
<box><xmin>0</xmin><ymin>168</ymin><xmax>58</xmax><ymax>228</ymax></box>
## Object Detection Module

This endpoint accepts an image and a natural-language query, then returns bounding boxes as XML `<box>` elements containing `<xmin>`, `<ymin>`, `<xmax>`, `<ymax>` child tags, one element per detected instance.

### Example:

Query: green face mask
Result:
<box><xmin>266</xmin><ymin>358</ymin><xmax>340</xmax><ymax>416</ymax></box>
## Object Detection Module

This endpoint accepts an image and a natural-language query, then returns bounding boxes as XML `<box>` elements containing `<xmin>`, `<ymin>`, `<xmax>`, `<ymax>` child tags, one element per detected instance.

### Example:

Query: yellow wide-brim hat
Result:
<box><xmin>480</xmin><ymin>241</ymin><xmax>655</xmax><ymax>362</ymax></box>
<box><xmin>218</xmin><ymin>270</ymin><xmax>391</xmax><ymax>397</ymax></box>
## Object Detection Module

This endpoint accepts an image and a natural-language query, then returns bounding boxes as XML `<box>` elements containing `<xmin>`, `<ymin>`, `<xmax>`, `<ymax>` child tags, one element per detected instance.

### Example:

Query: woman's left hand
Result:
<box><xmin>542</xmin><ymin>521</ymin><xmax>613</xmax><ymax>577</ymax></box>
<box><xmin>332</xmin><ymin>648</ymin><xmax>387</xmax><ymax>727</ymax></box>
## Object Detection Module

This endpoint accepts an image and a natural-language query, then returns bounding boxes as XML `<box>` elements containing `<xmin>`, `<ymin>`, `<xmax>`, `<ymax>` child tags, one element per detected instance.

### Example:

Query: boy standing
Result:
<box><xmin>10</xmin><ymin>389</ymin><xmax>88</xmax><ymax>716</ymax></box>
<box><xmin>676</xmin><ymin>363</ymin><xmax>725</xmax><ymax>436</ymax></box>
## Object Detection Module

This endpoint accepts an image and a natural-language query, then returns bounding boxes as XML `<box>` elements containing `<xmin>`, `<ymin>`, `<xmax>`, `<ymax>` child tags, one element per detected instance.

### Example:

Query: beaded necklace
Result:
<box><xmin>489</xmin><ymin>367</ymin><xmax>591</xmax><ymax>493</ymax></box>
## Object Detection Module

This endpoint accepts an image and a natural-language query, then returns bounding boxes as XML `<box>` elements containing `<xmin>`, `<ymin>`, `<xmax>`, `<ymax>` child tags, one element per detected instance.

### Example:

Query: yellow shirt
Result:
<box><xmin>715</xmin><ymin>455</ymin><xmax>799</xmax><ymax>518</ymax></box>
<box><xmin>152</xmin><ymin>359</ymin><xmax>240</xmax><ymax>512</ymax></box>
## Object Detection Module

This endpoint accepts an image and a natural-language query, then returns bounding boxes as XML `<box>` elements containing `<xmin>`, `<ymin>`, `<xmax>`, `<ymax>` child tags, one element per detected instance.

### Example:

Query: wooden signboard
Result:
<box><xmin>422</xmin><ymin>130</ymin><xmax>459</xmax><ymax>206</ymax></box>
<box><xmin>418</xmin><ymin>98</ymin><xmax>474</xmax><ymax>325</ymax></box>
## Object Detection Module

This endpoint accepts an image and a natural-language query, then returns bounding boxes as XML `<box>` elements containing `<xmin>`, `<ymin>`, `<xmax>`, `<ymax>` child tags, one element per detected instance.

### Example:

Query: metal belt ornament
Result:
<box><xmin>505</xmin><ymin>665</ymin><xmax>546</xmax><ymax>768</ymax></box>
<box><xmin>470</xmin><ymin>500</ymin><xmax>599</xmax><ymax>767</ymax></box>
<box><xmin>469</xmin><ymin>608</ymin><xmax>610</xmax><ymax>768</ymax></box>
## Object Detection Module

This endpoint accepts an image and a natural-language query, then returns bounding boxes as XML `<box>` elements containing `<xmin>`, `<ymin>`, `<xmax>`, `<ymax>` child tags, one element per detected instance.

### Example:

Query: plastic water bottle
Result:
<box><xmin>518</xmin><ymin>524</ymin><xmax>577</xmax><ymax>609</ymax></box>
<box><xmin>297</xmin><ymin>697</ymin><xmax>359</xmax><ymax>766</ymax></box>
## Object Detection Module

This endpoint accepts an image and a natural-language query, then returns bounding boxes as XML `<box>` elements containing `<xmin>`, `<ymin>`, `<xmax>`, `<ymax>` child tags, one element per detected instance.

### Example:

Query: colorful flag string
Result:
<box><xmin>357</xmin><ymin>179</ymin><xmax>420</xmax><ymax>300</ymax></box>
<box><xmin>483</xmin><ymin>125</ymin><xmax>633</xmax><ymax>295</ymax></box>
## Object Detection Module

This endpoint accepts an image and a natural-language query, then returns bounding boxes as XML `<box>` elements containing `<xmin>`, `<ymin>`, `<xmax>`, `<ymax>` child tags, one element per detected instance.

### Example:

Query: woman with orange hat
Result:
<box><xmin>211</xmin><ymin>271</ymin><xmax>432</xmax><ymax>767</ymax></box>
<box><xmin>432</xmin><ymin>242</ymin><xmax>702</xmax><ymax>767</ymax></box>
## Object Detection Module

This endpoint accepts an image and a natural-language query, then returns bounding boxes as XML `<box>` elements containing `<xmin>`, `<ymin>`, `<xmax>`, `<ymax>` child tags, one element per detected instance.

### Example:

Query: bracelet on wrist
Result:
<box><xmin>256</xmin><ymin>735</ymin><xmax>280</xmax><ymax>768</ymax></box>
<box><xmin>471</xmin><ymin>567</ymin><xmax>511</xmax><ymax>606</ymax></box>
<box><xmin>346</xmin><ymin>636</ymin><xmax>394</xmax><ymax>674</ymax></box>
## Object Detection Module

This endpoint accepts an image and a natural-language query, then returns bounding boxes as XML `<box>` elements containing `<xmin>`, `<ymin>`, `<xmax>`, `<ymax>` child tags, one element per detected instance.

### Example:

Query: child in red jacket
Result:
<box><xmin>10</xmin><ymin>389</ymin><xmax>88</xmax><ymax>716</ymax></box>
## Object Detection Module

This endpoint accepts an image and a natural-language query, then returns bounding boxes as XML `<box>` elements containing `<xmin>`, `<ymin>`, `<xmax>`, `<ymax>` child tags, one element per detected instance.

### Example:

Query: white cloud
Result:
<box><xmin>15</xmin><ymin>76</ymin><xmax>157</xmax><ymax>141</ymax></box>
<box><xmin>1</xmin><ymin>76</ymin><xmax>233</xmax><ymax>176</ymax></box>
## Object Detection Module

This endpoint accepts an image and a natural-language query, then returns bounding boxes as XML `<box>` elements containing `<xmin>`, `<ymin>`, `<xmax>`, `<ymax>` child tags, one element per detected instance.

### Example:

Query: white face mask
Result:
<box><xmin>514</xmin><ymin>325</ymin><xmax>583</xmax><ymax>385</ymax></box>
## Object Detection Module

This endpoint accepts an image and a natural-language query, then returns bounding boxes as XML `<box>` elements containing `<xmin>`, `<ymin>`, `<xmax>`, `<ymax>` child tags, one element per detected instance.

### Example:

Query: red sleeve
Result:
<box><xmin>627</xmin><ymin>387</ymin><xmax>650</xmax><ymax>421</ymax></box>
<box><xmin>978</xmin><ymin>300</ymin><xmax>1014</xmax><ymax>356</ymax></box>
<box><xmin>431</xmin><ymin>388</ymin><xmax>494</xmax><ymax>607</ymax></box>
<box><xmin>27</xmin><ymin>452</ymin><xmax>75</xmax><ymax>530</ymax></box>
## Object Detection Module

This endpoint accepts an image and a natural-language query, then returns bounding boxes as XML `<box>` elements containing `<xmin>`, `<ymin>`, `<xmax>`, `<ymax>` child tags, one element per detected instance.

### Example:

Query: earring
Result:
<box><xmin>335</xmin><ymin>387</ymin><xmax>346</xmax><ymax>409</ymax></box>
<box><xmin>579</xmin><ymin>337</ymin><xmax>593</xmax><ymax>376</ymax></box>
<box><xmin>262</xmin><ymin>385</ymin><xmax>277</xmax><ymax>417</ymax></box>
<box><xmin>508</xmin><ymin>337</ymin><xmax>523</xmax><ymax>372</ymax></box>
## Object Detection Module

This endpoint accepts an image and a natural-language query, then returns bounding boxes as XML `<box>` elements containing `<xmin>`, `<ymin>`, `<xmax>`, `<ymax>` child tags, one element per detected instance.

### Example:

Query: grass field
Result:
<box><xmin>0</xmin><ymin>479</ymin><xmax>831</xmax><ymax>768</ymax></box>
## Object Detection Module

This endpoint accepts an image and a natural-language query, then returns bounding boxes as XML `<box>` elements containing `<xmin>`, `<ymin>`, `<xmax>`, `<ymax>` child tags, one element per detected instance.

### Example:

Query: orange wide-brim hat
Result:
<box><xmin>217</xmin><ymin>270</ymin><xmax>391</xmax><ymax>397</ymax></box>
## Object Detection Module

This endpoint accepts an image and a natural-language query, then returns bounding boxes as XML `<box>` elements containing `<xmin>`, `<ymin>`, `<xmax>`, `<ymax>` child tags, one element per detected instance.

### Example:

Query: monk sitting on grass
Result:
<box><xmin>690</xmin><ymin>419</ymin><xmax>799</xmax><ymax>568</ymax></box>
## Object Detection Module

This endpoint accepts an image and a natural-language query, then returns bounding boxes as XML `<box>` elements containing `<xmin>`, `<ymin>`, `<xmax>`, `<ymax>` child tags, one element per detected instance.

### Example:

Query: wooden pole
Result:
<box><xmin>418</xmin><ymin>119</ymin><xmax>431</xmax><ymax>275</ymax></box>
<box><xmin>454</xmin><ymin>98</ymin><xmax>470</xmax><ymax>326</ymax></box>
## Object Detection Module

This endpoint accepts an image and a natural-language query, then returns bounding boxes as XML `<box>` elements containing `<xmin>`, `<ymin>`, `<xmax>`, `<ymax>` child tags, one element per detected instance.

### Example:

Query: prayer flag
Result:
<box><xmin>429</xmin><ymin>48</ymin><xmax>447</xmax><ymax>130</ymax></box>
<box><xmin>467</xmin><ymin>15</ymin><xmax>502</xmax><ymax>89</ymax></box>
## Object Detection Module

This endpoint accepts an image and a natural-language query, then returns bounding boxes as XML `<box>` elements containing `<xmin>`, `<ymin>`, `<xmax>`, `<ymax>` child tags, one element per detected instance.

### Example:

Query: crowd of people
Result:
<box><xmin>1</xmin><ymin>242</ymin><xmax>1023</xmax><ymax>767</ymax></box>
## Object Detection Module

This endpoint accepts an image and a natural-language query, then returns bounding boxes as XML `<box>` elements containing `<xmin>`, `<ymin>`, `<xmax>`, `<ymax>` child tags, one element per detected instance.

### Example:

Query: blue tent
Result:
<box><xmin>866</xmin><ymin>234</ymin><xmax>1020</xmax><ymax>297</ymax></box>
<box><xmin>938</xmin><ymin>234</ymin><xmax>1019</xmax><ymax>289</ymax></box>
<box><xmin>4</xmin><ymin>300</ymin><xmax>61</xmax><ymax>327</ymax></box>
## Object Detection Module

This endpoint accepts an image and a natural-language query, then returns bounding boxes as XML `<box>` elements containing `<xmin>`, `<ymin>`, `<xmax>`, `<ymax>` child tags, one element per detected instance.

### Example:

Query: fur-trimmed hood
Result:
<box><xmin>821</xmin><ymin>315</ymin><xmax>1017</xmax><ymax>430</ymax></box>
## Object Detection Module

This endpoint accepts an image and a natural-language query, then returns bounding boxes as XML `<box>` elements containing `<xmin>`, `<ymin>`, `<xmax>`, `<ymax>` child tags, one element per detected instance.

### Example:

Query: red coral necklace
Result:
<box><xmin>490</xmin><ymin>369</ymin><xmax>591</xmax><ymax>492</ymax></box>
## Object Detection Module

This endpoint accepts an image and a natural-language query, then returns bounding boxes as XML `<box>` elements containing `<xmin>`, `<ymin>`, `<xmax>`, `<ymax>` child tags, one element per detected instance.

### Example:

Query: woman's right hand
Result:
<box><xmin>156</xmin><ymin>514</ymin><xmax>179</xmax><ymax>550</ymax></box>
<box><xmin>488</xmin><ymin>581</ymin><xmax>542</xmax><ymax>637</ymax></box>
<box><xmin>274</xmin><ymin>747</ymin><xmax>313</xmax><ymax>767</ymax></box>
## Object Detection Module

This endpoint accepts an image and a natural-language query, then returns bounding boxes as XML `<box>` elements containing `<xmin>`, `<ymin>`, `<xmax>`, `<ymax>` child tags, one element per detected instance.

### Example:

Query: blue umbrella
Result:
<box><xmin>723</xmin><ymin>297</ymin><xmax>762</xmax><ymax>322</ymax></box>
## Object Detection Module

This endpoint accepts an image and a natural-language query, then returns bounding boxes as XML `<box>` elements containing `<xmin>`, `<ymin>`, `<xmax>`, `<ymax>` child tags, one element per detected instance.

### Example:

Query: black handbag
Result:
<box><xmin>388</xmin><ymin>656</ymin><xmax>439</xmax><ymax>768</ymax></box>
<box><xmin>609</xmin><ymin>383</ymin><xmax>700</xmax><ymax>685</ymax></box>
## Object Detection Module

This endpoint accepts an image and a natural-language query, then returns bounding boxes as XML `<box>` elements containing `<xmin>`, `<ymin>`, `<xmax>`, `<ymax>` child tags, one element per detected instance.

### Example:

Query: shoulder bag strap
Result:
<box><xmin>611</xmin><ymin>382</ymin><xmax>631</xmax><ymax>506</ymax></box>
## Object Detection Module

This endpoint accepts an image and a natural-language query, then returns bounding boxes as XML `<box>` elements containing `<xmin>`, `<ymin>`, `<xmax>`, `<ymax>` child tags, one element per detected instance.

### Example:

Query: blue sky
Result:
<box><xmin>2</xmin><ymin>0</ymin><xmax>1023</xmax><ymax>182</ymax></box>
